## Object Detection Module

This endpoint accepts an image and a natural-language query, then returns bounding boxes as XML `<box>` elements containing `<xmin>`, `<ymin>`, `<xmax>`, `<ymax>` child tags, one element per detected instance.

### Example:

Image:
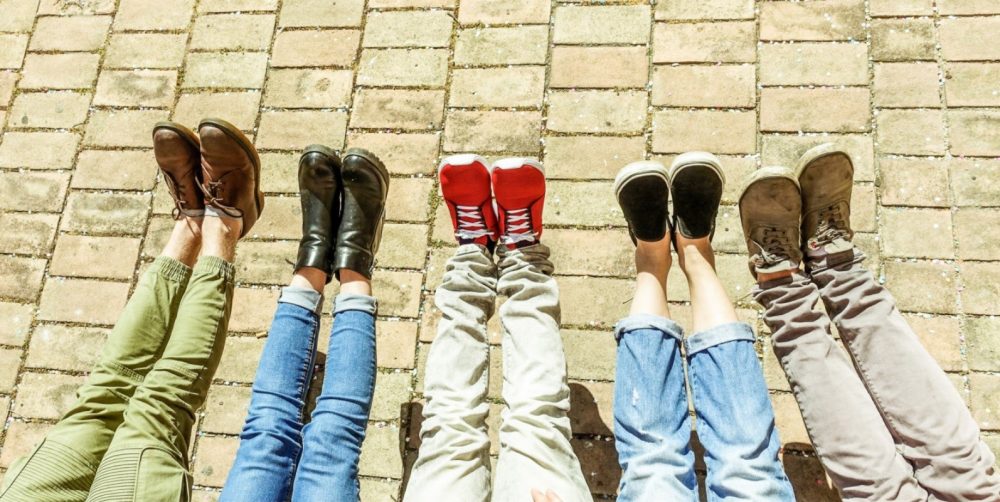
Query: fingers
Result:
<box><xmin>531</xmin><ymin>489</ymin><xmax>563</xmax><ymax>502</ymax></box>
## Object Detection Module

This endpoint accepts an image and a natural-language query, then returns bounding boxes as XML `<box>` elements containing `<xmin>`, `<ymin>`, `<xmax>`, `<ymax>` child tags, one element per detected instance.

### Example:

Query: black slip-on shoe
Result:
<box><xmin>668</xmin><ymin>152</ymin><xmax>725</xmax><ymax>240</ymax></box>
<box><xmin>613</xmin><ymin>160</ymin><xmax>670</xmax><ymax>244</ymax></box>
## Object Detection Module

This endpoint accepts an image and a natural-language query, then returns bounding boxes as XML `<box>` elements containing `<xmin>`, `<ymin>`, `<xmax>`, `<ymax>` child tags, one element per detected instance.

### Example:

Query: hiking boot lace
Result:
<box><xmin>455</xmin><ymin>204</ymin><xmax>490</xmax><ymax>240</ymax></box>
<box><xmin>753</xmin><ymin>227</ymin><xmax>793</xmax><ymax>267</ymax></box>
<box><xmin>502</xmin><ymin>208</ymin><xmax>535</xmax><ymax>245</ymax></box>
<box><xmin>810</xmin><ymin>204</ymin><xmax>851</xmax><ymax>247</ymax></box>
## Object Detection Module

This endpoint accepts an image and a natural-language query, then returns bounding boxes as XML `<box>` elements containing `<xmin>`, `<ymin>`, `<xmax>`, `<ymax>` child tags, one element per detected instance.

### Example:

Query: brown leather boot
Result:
<box><xmin>197</xmin><ymin>118</ymin><xmax>265</xmax><ymax>238</ymax></box>
<box><xmin>153</xmin><ymin>121</ymin><xmax>204</xmax><ymax>218</ymax></box>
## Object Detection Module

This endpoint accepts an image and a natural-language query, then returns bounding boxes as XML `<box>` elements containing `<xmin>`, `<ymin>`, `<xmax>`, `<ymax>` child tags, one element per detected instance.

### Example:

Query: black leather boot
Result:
<box><xmin>333</xmin><ymin>148</ymin><xmax>389</xmax><ymax>279</ymax></box>
<box><xmin>296</xmin><ymin>145</ymin><xmax>341</xmax><ymax>280</ymax></box>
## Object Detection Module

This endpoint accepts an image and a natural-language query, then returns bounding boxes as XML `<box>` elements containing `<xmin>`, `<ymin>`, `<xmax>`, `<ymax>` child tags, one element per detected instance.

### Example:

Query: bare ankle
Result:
<box><xmin>339</xmin><ymin>269</ymin><xmax>373</xmax><ymax>296</ymax></box>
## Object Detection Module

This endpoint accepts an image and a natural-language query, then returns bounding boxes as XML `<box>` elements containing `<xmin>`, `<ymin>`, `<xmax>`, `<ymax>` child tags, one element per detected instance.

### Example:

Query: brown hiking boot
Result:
<box><xmin>739</xmin><ymin>166</ymin><xmax>803</xmax><ymax>277</ymax></box>
<box><xmin>197</xmin><ymin>118</ymin><xmax>265</xmax><ymax>238</ymax></box>
<box><xmin>795</xmin><ymin>143</ymin><xmax>854</xmax><ymax>259</ymax></box>
<box><xmin>153</xmin><ymin>121</ymin><xmax>204</xmax><ymax>218</ymax></box>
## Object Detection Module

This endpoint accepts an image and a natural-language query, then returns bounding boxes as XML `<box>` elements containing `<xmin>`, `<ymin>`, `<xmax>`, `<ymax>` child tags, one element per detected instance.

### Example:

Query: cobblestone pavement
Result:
<box><xmin>1</xmin><ymin>0</ymin><xmax>999</xmax><ymax>500</ymax></box>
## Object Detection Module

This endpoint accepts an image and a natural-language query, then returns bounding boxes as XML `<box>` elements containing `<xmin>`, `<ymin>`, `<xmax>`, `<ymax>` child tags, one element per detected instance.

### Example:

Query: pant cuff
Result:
<box><xmin>806</xmin><ymin>248</ymin><xmax>865</xmax><ymax>273</ymax></box>
<box><xmin>455</xmin><ymin>242</ymin><xmax>492</xmax><ymax>257</ymax></box>
<box><xmin>684</xmin><ymin>322</ymin><xmax>756</xmax><ymax>355</ymax></box>
<box><xmin>333</xmin><ymin>293</ymin><xmax>377</xmax><ymax>315</ymax></box>
<box><xmin>279</xmin><ymin>286</ymin><xmax>323</xmax><ymax>315</ymax></box>
<box><xmin>151</xmin><ymin>256</ymin><xmax>192</xmax><ymax>283</ymax></box>
<box><xmin>194</xmin><ymin>255</ymin><xmax>236</xmax><ymax>283</ymax></box>
<box><xmin>614</xmin><ymin>314</ymin><xmax>684</xmax><ymax>343</ymax></box>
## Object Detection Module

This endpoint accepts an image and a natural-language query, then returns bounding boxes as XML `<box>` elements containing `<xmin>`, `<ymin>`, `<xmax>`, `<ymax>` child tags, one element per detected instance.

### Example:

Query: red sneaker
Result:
<box><xmin>438</xmin><ymin>154</ymin><xmax>499</xmax><ymax>247</ymax></box>
<box><xmin>491</xmin><ymin>158</ymin><xmax>545</xmax><ymax>250</ymax></box>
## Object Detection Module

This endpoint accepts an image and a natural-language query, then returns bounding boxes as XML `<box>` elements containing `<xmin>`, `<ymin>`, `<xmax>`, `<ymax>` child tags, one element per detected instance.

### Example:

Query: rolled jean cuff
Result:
<box><xmin>684</xmin><ymin>322</ymin><xmax>755</xmax><ymax>355</ymax></box>
<box><xmin>614</xmin><ymin>314</ymin><xmax>684</xmax><ymax>343</ymax></box>
<box><xmin>151</xmin><ymin>256</ymin><xmax>192</xmax><ymax>283</ymax></box>
<box><xmin>333</xmin><ymin>293</ymin><xmax>377</xmax><ymax>315</ymax></box>
<box><xmin>455</xmin><ymin>242</ymin><xmax>492</xmax><ymax>257</ymax></box>
<box><xmin>279</xmin><ymin>286</ymin><xmax>323</xmax><ymax>315</ymax></box>
<box><xmin>194</xmin><ymin>255</ymin><xmax>236</xmax><ymax>283</ymax></box>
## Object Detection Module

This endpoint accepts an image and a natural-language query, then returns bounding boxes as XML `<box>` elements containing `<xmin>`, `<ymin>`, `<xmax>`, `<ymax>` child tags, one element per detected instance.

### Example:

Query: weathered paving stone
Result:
<box><xmin>961</xmin><ymin>262</ymin><xmax>1000</xmax><ymax>316</ymax></box>
<box><xmin>965</xmin><ymin>317</ymin><xmax>1000</xmax><ymax>372</ymax></box>
<box><xmin>653</xmin><ymin>110</ymin><xmax>757</xmax><ymax>154</ymax></box>
<box><xmin>93</xmin><ymin>70</ymin><xmax>177</xmax><ymax>107</ymax></box>
<box><xmin>271</xmin><ymin>30</ymin><xmax>360</xmax><ymax>67</ymax></box>
<box><xmin>568</xmin><ymin>380</ymin><xmax>614</xmax><ymax>435</ymax></box>
<box><xmin>955</xmin><ymin>209</ymin><xmax>1000</xmax><ymax>260</ymax></box>
<box><xmin>881</xmin><ymin>208</ymin><xmax>954</xmax><ymax>259</ymax></box>
<box><xmin>0</xmin><ymin>213</ymin><xmax>58</xmax><ymax>256</ymax></box>
<box><xmin>370</xmin><ymin>371</ymin><xmax>412</xmax><ymax>421</ymax></box>
<box><xmin>0</xmin><ymin>171</ymin><xmax>70</xmax><ymax>212</ymax></box>
<box><xmin>0</xmin><ymin>256</ymin><xmax>45</xmax><ymax>302</ymax></box>
<box><xmin>233</xmin><ymin>241</ymin><xmax>297</xmax><ymax>285</ymax></box>
<box><xmin>874</xmin><ymin>63</ymin><xmax>941</xmax><ymax>108</ymax></box>
<box><xmin>652</xmin><ymin>64</ymin><xmax>755</xmax><ymax>108</ymax></box>
<box><xmin>656</xmin><ymin>0</ymin><xmax>753</xmax><ymax>20</ymax></box>
<box><xmin>940</xmin><ymin>17</ymin><xmax>1000</xmax><ymax>61</ymax></box>
<box><xmin>379</xmin><ymin>223</ymin><xmax>429</xmax><ymax>269</ymax></box>
<box><xmin>946</xmin><ymin>63</ymin><xmax>1000</xmax><ymax>107</ymax></box>
<box><xmin>553</xmin><ymin>5</ymin><xmax>650</xmax><ymax>45</ymax></box>
<box><xmin>363</xmin><ymin>10</ymin><xmax>453</xmax><ymax>48</ymax></box>
<box><xmin>0</xmin><ymin>34</ymin><xmax>28</xmax><ymax>69</ymax></box>
<box><xmin>455</xmin><ymin>26</ymin><xmax>548</xmax><ymax>66</ymax></box>
<box><xmin>871</xmin><ymin>18</ymin><xmax>936</xmax><ymax>62</ymax></box>
<box><xmin>183</xmin><ymin>53</ymin><xmax>269</xmax><ymax>89</ymax></box>
<box><xmin>13</xmin><ymin>372</ymin><xmax>86</xmax><ymax>420</ymax></box>
<box><xmin>949</xmin><ymin>110</ymin><xmax>1000</xmax><ymax>157</ymax></box>
<box><xmin>0</xmin><ymin>72</ymin><xmax>17</xmax><ymax>104</ymax></box>
<box><xmin>879</xmin><ymin>157</ymin><xmax>950</xmax><ymax>207</ymax></box>
<box><xmin>116</xmin><ymin>0</ymin><xmax>195</xmax><ymax>30</ymax></box>
<box><xmin>0</xmin><ymin>0</ymin><xmax>40</xmax><ymax>32</ymax></box>
<box><xmin>173</xmin><ymin>92</ymin><xmax>262</xmax><ymax>132</ymax></box>
<box><xmin>74</xmin><ymin>151</ymin><xmax>155</xmax><ymax>191</ymax></box>
<box><xmin>545</xmin><ymin>181</ymin><xmax>622</xmax><ymax>227</ymax></box>
<box><xmin>870</xmin><ymin>0</ymin><xmax>933</xmax><ymax>16</ymax></box>
<box><xmin>759</xmin><ymin>42</ymin><xmax>868</xmax><ymax>86</ymax></box>
<box><xmin>360</xmin><ymin>479</ymin><xmax>401</xmax><ymax>502</ymax></box>
<box><xmin>85</xmin><ymin>109</ymin><xmax>169</xmax><ymax>148</ymax></box>
<box><xmin>550</xmin><ymin>47</ymin><xmax>648</xmax><ymax>89</ymax></box>
<box><xmin>558</xmin><ymin>276</ymin><xmax>633</xmax><ymax>328</ymax></box>
<box><xmin>653</xmin><ymin>21</ymin><xmax>755</xmax><ymax>63</ymax></box>
<box><xmin>760</xmin><ymin>0</ymin><xmax>865</xmax><ymax>41</ymax></box>
<box><xmin>199</xmin><ymin>0</ymin><xmax>278</xmax><ymax>12</ymax></box>
<box><xmin>876</xmin><ymin>110</ymin><xmax>946</xmax><ymax>156</ymax></box>
<box><xmin>202</xmin><ymin>385</ymin><xmax>252</xmax><ymax>434</ymax></box>
<box><xmin>385</xmin><ymin>178</ymin><xmax>432</xmax><ymax>222</ymax></box>
<box><xmin>970</xmin><ymin>373</ymin><xmax>1000</xmax><ymax>431</ymax></box>
<box><xmin>350</xmin><ymin>89</ymin><xmax>445</xmax><ymax>130</ymax></box>
<box><xmin>883</xmin><ymin>260</ymin><xmax>958</xmax><ymax>314</ymax></box>
<box><xmin>257</xmin><ymin>110</ymin><xmax>348</xmax><ymax>150</ymax></box>
<box><xmin>104</xmin><ymin>33</ymin><xmax>188</xmax><ymax>69</ymax></box>
<box><xmin>0</xmin><ymin>302</ymin><xmax>33</xmax><ymax>347</ymax></box>
<box><xmin>279</xmin><ymin>0</ymin><xmax>364</xmax><ymax>28</ymax></box>
<box><xmin>761</xmin><ymin>88</ymin><xmax>870</xmax><ymax>133</ymax></box>
<box><xmin>450</xmin><ymin>67</ymin><xmax>545</xmax><ymax>108</ymax></box>
<box><xmin>904</xmin><ymin>314</ymin><xmax>962</xmax><ymax>372</ymax></box>
<box><xmin>939</xmin><ymin>0</ymin><xmax>1000</xmax><ymax>14</ymax></box>
<box><xmin>376</xmin><ymin>321</ymin><xmax>418</xmax><ymax>369</ymax></box>
<box><xmin>358</xmin><ymin>423</ymin><xmax>404</xmax><ymax>478</ymax></box>
<box><xmin>563</xmin><ymin>330</ymin><xmax>616</xmax><ymax>381</ymax></box>
<box><xmin>443</xmin><ymin>110</ymin><xmax>541</xmax><ymax>153</ymax></box>
<box><xmin>544</xmin><ymin>136</ymin><xmax>646</xmax><ymax>180</ymax></box>
<box><xmin>458</xmin><ymin>0</ymin><xmax>550</xmax><ymax>24</ymax></box>
<box><xmin>264</xmin><ymin>69</ymin><xmax>353</xmax><ymax>108</ymax></box>
<box><xmin>192</xmin><ymin>436</ymin><xmax>239</xmax><ymax>487</ymax></box>
<box><xmin>572</xmin><ymin>437</ymin><xmax>620</xmax><ymax>495</ymax></box>
<box><xmin>29</xmin><ymin>15</ymin><xmax>112</xmax><ymax>52</ymax></box>
<box><xmin>50</xmin><ymin>235</ymin><xmax>141</xmax><ymax>279</ymax></box>
<box><xmin>25</xmin><ymin>324</ymin><xmax>107</xmax><ymax>372</ymax></box>
<box><xmin>346</xmin><ymin>132</ymin><xmax>440</xmax><ymax>175</ymax></box>
<box><xmin>9</xmin><ymin>92</ymin><xmax>91</xmax><ymax>129</ymax></box>
<box><xmin>547</xmin><ymin>91</ymin><xmax>647</xmax><ymax>134</ymax></box>
<box><xmin>0</xmin><ymin>131</ymin><xmax>80</xmax><ymax>169</ymax></box>
<box><xmin>249</xmin><ymin>197</ymin><xmax>300</xmax><ymax>240</ymax></box>
<box><xmin>62</xmin><ymin>192</ymin><xmax>151</xmax><ymax>235</ymax></box>
<box><xmin>950</xmin><ymin>159</ymin><xmax>1000</xmax><ymax>207</ymax></box>
<box><xmin>191</xmin><ymin>14</ymin><xmax>276</xmax><ymax>51</ymax></box>
<box><xmin>216</xmin><ymin>336</ymin><xmax>266</xmax><ymax>382</ymax></box>
<box><xmin>357</xmin><ymin>49</ymin><xmax>449</xmax><ymax>88</ymax></box>
<box><xmin>0</xmin><ymin>421</ymin><xmax>51</xmax><ymax>469</ymax></box>
<box><xmin>20</xmin><ymin>53</ymin><xmax>100</xmax><ymax>89</ymax></box>
<box><xmin>37</xmin><ymin>278</ymin><xmax>130</xmax><ymax>325</ymax></box>
<box><xmin>38</xmin><ymin>0</ymin><xmax>116</xmax><ymax>15</ymax></box>
<box><xmin>546</xmin><ymin>228</ymin><xmax>633</xmax><ymax>277</ymax></box>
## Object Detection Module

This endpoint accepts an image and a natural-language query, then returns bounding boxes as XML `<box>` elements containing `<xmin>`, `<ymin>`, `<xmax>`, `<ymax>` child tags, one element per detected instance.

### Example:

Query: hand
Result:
<box><xmin>531</xmin><ymin>489</ymin><xmax>563</xmax><ymax>502</ymax></box>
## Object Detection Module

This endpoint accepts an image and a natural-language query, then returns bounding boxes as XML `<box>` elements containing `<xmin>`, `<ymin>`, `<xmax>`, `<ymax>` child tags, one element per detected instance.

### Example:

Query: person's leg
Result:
<box><xmin>0</xmin><ymin>219</ymin><xmax>200</xmax><ymax>502</ymax></box>
<box><xmin>405</xmin><ymin>155</ymin><xmax>498</xmax><ymax>502</ymax></box>
<box><xmin>218</xmin><ymin>274</ymin><xmax>323</xmax><ymax>502</ymax></box>
<box><xmin>488</xmin><ymin>159</ymin><xmax>590</xmax><ymax>502</ymax></box>
<box><xmin>86</xmin><ymin>119</ymin><xmax>262</xmax><ymax>501</ymax></box>
<box><xmin>221</xmin><ymin>144</ymin><xmax>342</xmax><ymax>502</ymax></box>
<box><xmin>668</xmin><ymin>153</ymin><xmax>793</xmax><ymax>501</ymax></box>
<box><xmin>797</xmin><ymin>145</ymin><xmax>1000</xmax><ymax>497</ymax></box>
<box><xmin>742</xmin><ymin>165</ymin><xmax>927</xmax><ymax>500</ymax></box>
<box><xmin>614</xmin><ymin>236</ymin><xmax>697</xmax><ymax>501</ymax></box>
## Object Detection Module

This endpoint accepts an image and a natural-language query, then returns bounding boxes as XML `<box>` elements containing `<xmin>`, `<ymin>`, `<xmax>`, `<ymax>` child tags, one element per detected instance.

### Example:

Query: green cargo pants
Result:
<box><xmin>1</xmin><ymin>256</ymin><xmax>235</xmax><ymax>502</ymax></box>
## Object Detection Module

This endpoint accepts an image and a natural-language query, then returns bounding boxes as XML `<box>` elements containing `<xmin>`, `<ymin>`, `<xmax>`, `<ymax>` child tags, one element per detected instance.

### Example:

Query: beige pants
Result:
<box><xmin>755</xmin><ymin>249</ymin><xmax>1000</xmax><ymax>501</ymax></box>
<box><xmin>405</xmin><ymin>244</ymin><xmax>592</xmax><ymax>502</ymax></box>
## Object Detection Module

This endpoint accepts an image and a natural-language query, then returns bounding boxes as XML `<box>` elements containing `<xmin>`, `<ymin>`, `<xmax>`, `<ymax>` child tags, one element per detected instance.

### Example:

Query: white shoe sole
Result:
<box><xmin>437</xmin><ymin>153</ymin><xmax>489</xmax><ymax>176</ymax></box>
<box><xmin>491</xmin><ymin>157</ymin><xmax>544</xmax><ymax>174</ymax></box>
<box><xmin>668</xmin><ymin>151</ymin><xmax>725</xmax><ymax>188</ymax></box>
<box><xmin>613</xmin><ymin>160</ymin><xmax>669</xmax><ymax>199</ymax></box>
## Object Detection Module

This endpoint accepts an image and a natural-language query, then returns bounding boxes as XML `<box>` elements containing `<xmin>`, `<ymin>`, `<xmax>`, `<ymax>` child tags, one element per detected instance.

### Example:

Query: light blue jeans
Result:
<box><xmin>219</xmin><ymin>288</ymin><xmax>377</xmax><ymax>502</ymax></box>
<box><xmin>612</xmin><ymin>315</ymin><xmax>794</xmax><ymax>501</ymax></box>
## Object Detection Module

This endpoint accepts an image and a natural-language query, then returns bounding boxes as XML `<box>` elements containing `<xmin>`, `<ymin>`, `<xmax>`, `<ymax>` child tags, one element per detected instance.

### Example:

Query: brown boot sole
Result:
<box><xmin>198</xmin><ymin>118</ymin><xmax>264</xmax><ymax>236</ymax></box>
<box><xmin>153</xmin><ymin>121</ymin><xmax>200</xmax><ymax>148</ymax></box>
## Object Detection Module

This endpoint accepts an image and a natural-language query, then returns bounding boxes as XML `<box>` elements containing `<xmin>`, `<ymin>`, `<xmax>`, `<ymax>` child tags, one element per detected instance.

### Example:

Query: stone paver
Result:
<box><xmin>0</xmin><ymin>2</ymin><xmax>998</xmax><ymax>498</ymax></box>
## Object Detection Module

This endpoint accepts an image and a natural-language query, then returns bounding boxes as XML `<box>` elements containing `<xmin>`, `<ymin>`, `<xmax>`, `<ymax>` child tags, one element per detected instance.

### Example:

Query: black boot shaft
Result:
<box><xmin>334</xmin><ymin>148</ymin><xmax>389</xmax><ymax>279</ymax></box>
<box><xmin>296</xmin><ymin>147</ymin><xmax>341</xmax><ymax>279</ymax></box>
